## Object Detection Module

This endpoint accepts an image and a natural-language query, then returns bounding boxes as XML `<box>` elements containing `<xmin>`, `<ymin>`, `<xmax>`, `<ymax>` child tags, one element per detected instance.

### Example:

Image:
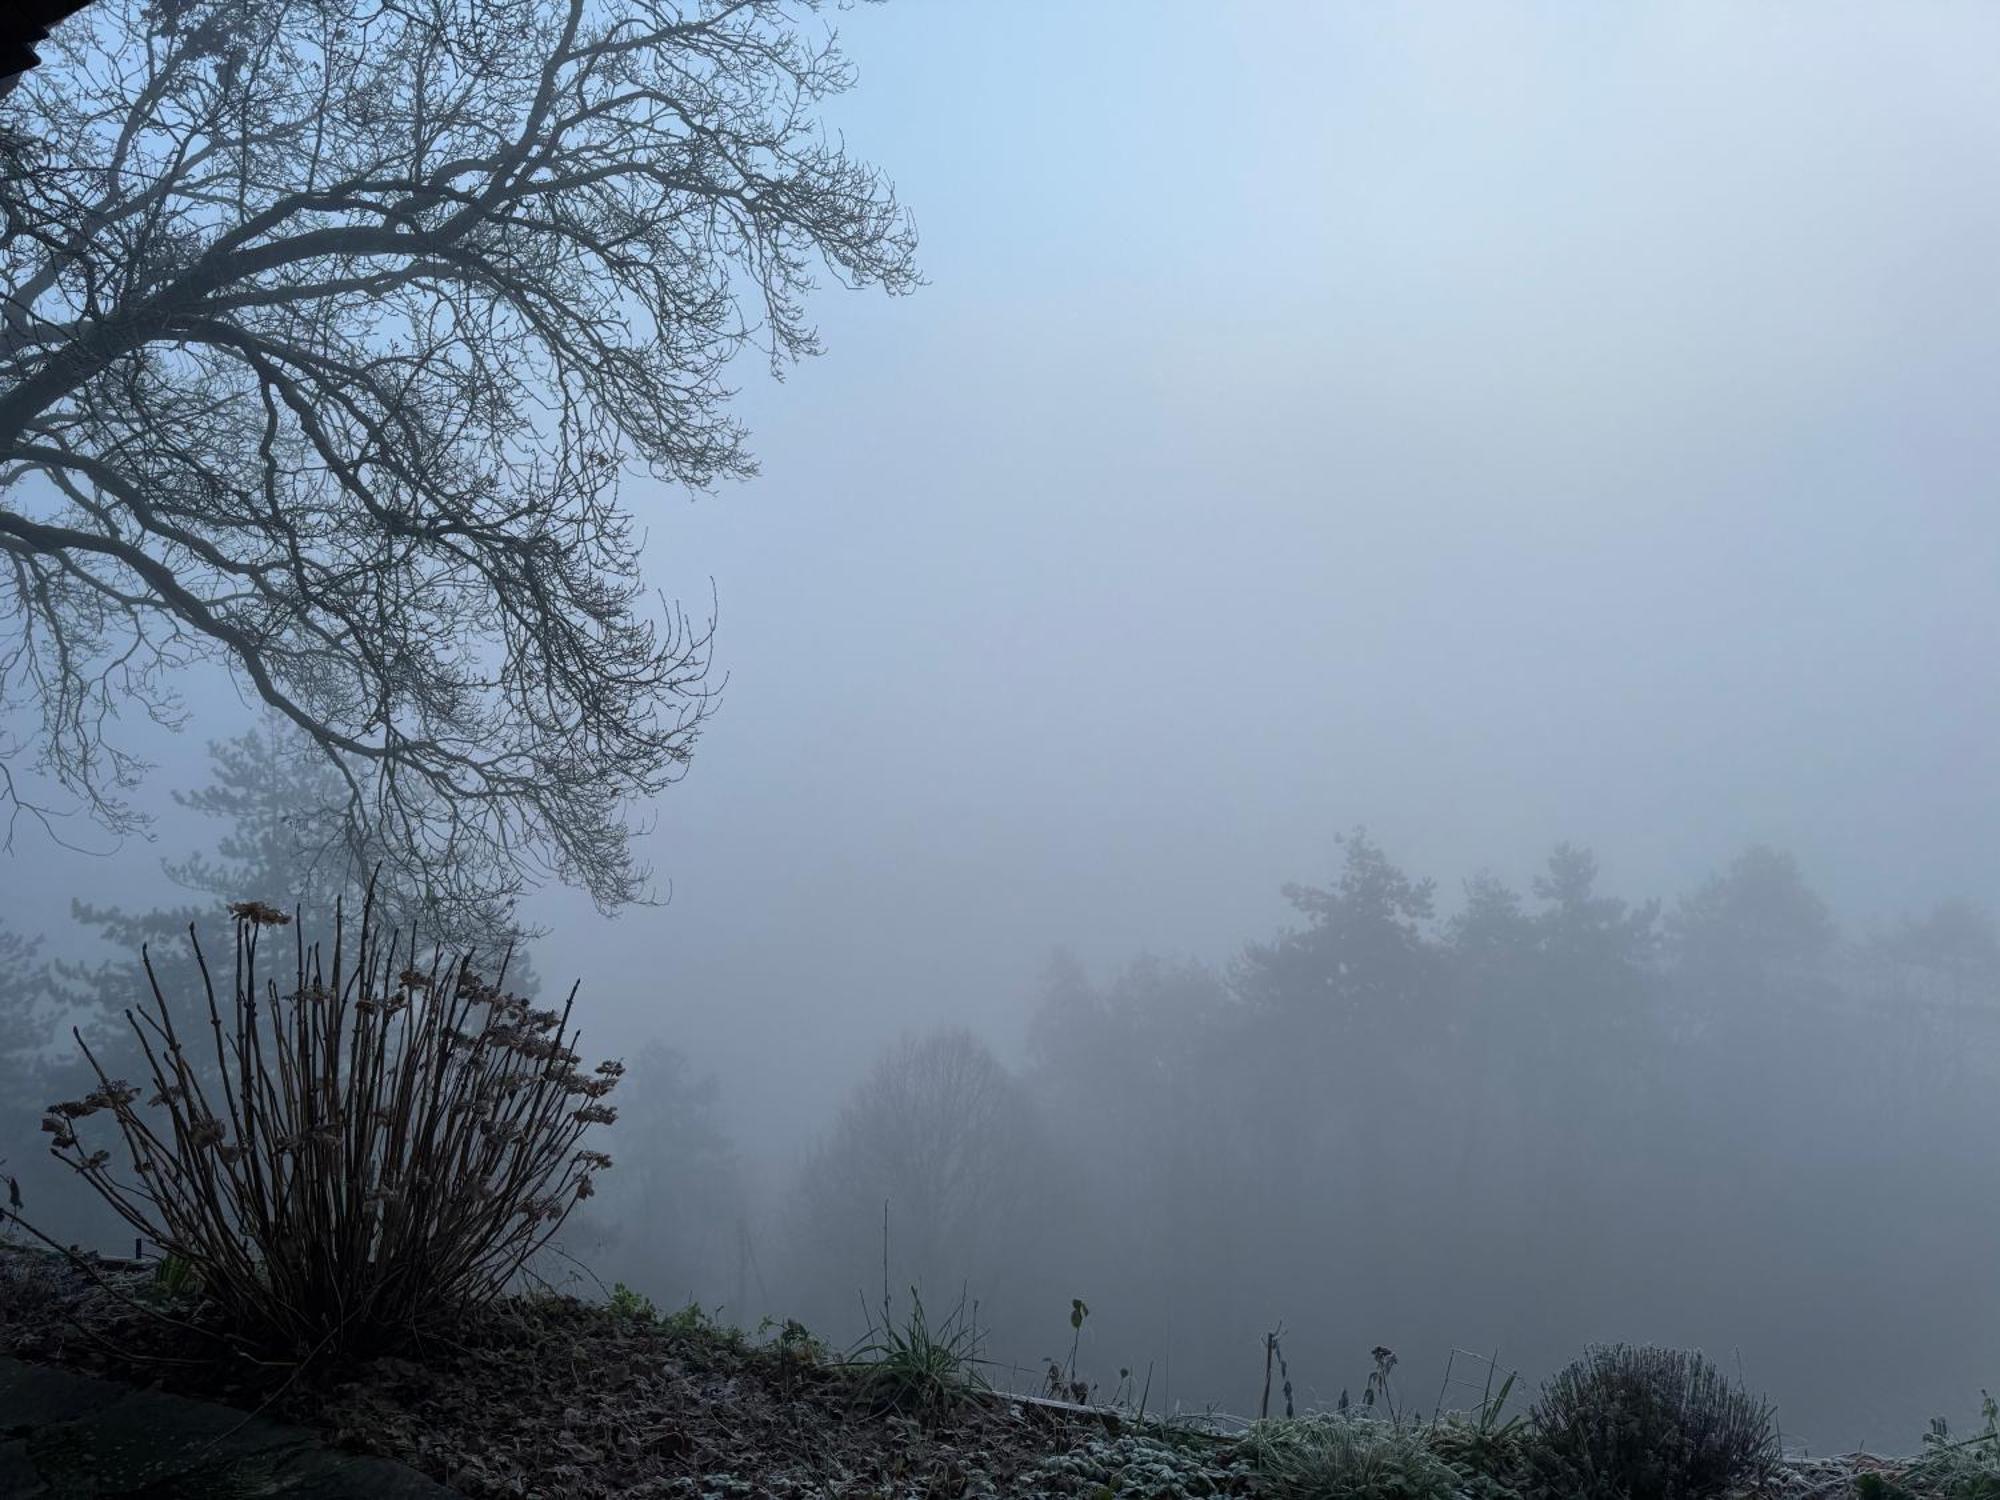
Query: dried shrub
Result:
<box><xmin>39</xmin><ymin>895</ymin><xmax>620</xmax><ymax>1357</ymax></box>
<box><xmin>1530</xmin><ymin>1344</ymin><xmax>1777</xmax><ymax>1500</ymax></box>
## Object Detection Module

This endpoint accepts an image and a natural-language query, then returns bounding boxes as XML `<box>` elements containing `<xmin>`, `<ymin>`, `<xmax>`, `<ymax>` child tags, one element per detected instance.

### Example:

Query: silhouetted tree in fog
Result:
<box><xmin>1671</xmin><ymin>845</ymin><xmax>1835</xmax><ymax>997</ymax></box>
<box><xmin>1233</xmin><ymin>829</ymin><xmax>1442</xmax><ymax>1251</ymax></box>
<box><xmin>0</xmin><ymin>0</ymin><xmax>918</xmax><ymax>912</ymax></box>
<box><xmin>786</xmin><ymin>1028</ymin><xmax>1051</xmax><ymax>1331</ymax></box>
<box><xmin>760</xmin><ymin>828</ymin><xmax>2000</xmax><ymax>1440</ymax></box>
<box><xmin>1878</xmin><ymin>898</ymin><xmax>2000</xmax><ymax>999</ymax></box>
<box><xmin>44</xmin><ymin>714</ymin><xmax>535</xmax><ymax>1046</ymax></box>
<box><xmin>581</xmin><ymin>1041</ymin><xmax>744</xmax><ymax>1312</ymax></box>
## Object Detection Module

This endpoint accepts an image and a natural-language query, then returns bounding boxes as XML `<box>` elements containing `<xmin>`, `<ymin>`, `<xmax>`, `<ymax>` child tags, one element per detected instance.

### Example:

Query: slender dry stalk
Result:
<box><xmin>39</xmin><ymin>889</ymin><xmax>619</xmax><ymax>1356</ymax></box>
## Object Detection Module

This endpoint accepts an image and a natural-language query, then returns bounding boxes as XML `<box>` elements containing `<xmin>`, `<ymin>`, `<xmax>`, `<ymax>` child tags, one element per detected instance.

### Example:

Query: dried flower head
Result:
<box><xmin>228</xmin><ymin>900</ymin><xmax>291</xmax><ymax>927</ymax></box>
<box><xmin>556</xmin><ymin>1069</ymin><xmax>612</xmax><ymax>1097</ymax></box>
<box><xmin>85</xmin><ymin>1081</ymin><xmax>141</xmax><ymax>1111</ymax></box>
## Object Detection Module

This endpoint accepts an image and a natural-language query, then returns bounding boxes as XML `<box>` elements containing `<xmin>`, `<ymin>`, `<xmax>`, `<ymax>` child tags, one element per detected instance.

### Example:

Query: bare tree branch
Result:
<box><xmin>0</xmin><ymin>0</ymin><xmax>920</xmax><ymax>911</ymax></box>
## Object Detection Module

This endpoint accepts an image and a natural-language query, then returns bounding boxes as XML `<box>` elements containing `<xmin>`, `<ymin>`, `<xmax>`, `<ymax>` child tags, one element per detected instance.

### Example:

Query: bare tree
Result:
<box><xmin>0</xmin><ymin>0</ymin><xmax>918</xmax><ymax>909</ymax></box>
<box><xmin>787</xmin><ymin>1027</ymin><xmax>1051</xmax><ymax>1322</ymax></box>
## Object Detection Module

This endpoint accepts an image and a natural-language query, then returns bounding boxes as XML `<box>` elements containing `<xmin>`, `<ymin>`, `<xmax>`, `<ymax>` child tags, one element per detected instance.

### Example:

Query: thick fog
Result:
<box><xmin>7</xmin><ymin>0</ymin><xmax>2000</xmax><ymax>1459</ymax></box>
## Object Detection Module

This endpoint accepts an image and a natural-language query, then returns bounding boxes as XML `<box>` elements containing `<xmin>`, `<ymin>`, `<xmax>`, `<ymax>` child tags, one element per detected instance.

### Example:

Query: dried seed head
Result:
<box><xmin>188</xmin><ymin>1117</ymin><xmax>225</xmax><ymax>1149</ymax></box>
<box><xmin>575</xmin><ymin>1149</ymin><xmax>613</xmax><ymax>1170</ymax></box>
<box><xmin>227</xmin><ymin>900</ymin><xmax>290</xmax><ymax>927</ymax></box>
<box><xmin>573</xmin><ymin>1104</ymin><xmax>617</xmax><ymax>1126</ymax></box>
<box><xmin>85</xmin><ymin>1081</ymin><xmax>140</xmax><ymax>1111</ymax></box>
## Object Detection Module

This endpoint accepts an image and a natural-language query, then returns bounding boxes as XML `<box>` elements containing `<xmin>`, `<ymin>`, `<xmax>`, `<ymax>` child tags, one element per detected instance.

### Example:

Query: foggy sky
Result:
<box><xmin>10</xmin><ymin>1</ymin><xmax>2000</xmax><ymax>1160</ymax></box>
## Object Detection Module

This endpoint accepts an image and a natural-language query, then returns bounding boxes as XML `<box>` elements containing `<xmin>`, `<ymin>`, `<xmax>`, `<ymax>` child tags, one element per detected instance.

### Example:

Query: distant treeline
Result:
<box><xmin>6</xmin><ymin>744</ymin><xmax>1997</xmax><ymax>1447</ymax></box>
<box><xmin>773</xmin><ymin>833</ymin><xmax>2000</xmax><ymax>1448</ymax></box>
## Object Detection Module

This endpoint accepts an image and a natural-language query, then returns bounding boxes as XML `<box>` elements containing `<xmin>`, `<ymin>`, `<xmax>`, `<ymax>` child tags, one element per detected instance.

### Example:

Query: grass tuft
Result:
<box><xmin>848</xmin><ymin>1285</ymin><xmax>987</xmax><ymax>1421</ymax></box>
<box><xmin>1242</xmin><ymin>1413</ymin><xmax>1464</xmax><ymax>1500</ymax></box>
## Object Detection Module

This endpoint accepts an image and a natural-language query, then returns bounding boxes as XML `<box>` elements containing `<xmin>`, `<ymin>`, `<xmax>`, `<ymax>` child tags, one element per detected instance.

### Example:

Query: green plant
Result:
<box><xmin>1898</xmin><ymin>1392</ymin><xmax>2000</xmax><ymax>1499</ymax></box>
<box><xmin>1530</xmin><ymin>1344</ymin><xmax>1778</xmax><ymax>1500</ymax></box>
<box><xmin>848</xmin><ymin>1285</ymin><xmax>987</xmax><ymax>1421</ymax></box>
<box><xmin>133</xmin><ymin>1248</ymin><xmax>205</xmax><ymax>1311</ymax></box>
<box><xmin>660</xmin><ymin>1299</ymin><xmax>737</xmax><ymax>1342</ymax></box>
<box><xmin>608</xmin><ymin>1282</ymin><xmax>658</xmax><ymax>1322</ymax></box>
<box><xmin>153</xmin><ymin>1250</ymin><xmax>200</xmax><ymax>1295</ymax></box>
<box><xmin>1854</xmin><ymin>1474</ymin><xmax>1920</xmax><ymax>1500</ymax></box>
<box><xmin>38</xmin><ymin>895</ymin><xmax>621</xmax><ymax>1358</ymax></box>
<box><xmin>1429</xmin><ymin>1367</ymin><xmax>1531</xmax><ymax>1496</ymax></box>
<box><xmin>1243</xmin><ymin>1413</ymin><xmax>1464</xmax><ymax>1500</ymax></box>
<box><xmin>760</xmin><ymin>1315</ymin><xmax>828</xmax><ymax>1366</ymax></box>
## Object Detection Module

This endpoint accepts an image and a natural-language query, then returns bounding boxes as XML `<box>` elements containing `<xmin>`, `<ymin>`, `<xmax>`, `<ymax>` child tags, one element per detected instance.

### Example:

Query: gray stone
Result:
<box><xmin>0</xmin><ymin>1356</ymin><xmax>455</xmax><ymax>1497</ymax></box>
<box><xmin>0</xmin><ymin>1361</ymin><xmax>131</xmax><ymax>1433</ymax></box>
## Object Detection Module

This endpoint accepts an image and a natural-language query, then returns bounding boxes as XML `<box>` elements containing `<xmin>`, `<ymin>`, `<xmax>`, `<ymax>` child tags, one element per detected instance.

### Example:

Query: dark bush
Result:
<box><xmin>36</xmin><ymin>895</ymin><xmax>621</xmax><ymax>1357</ymax></box>
<box><xmin>1530</xmin><ymin>1344</ymin><xmax>1777</xmax><ymax>1500</ymax></box>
